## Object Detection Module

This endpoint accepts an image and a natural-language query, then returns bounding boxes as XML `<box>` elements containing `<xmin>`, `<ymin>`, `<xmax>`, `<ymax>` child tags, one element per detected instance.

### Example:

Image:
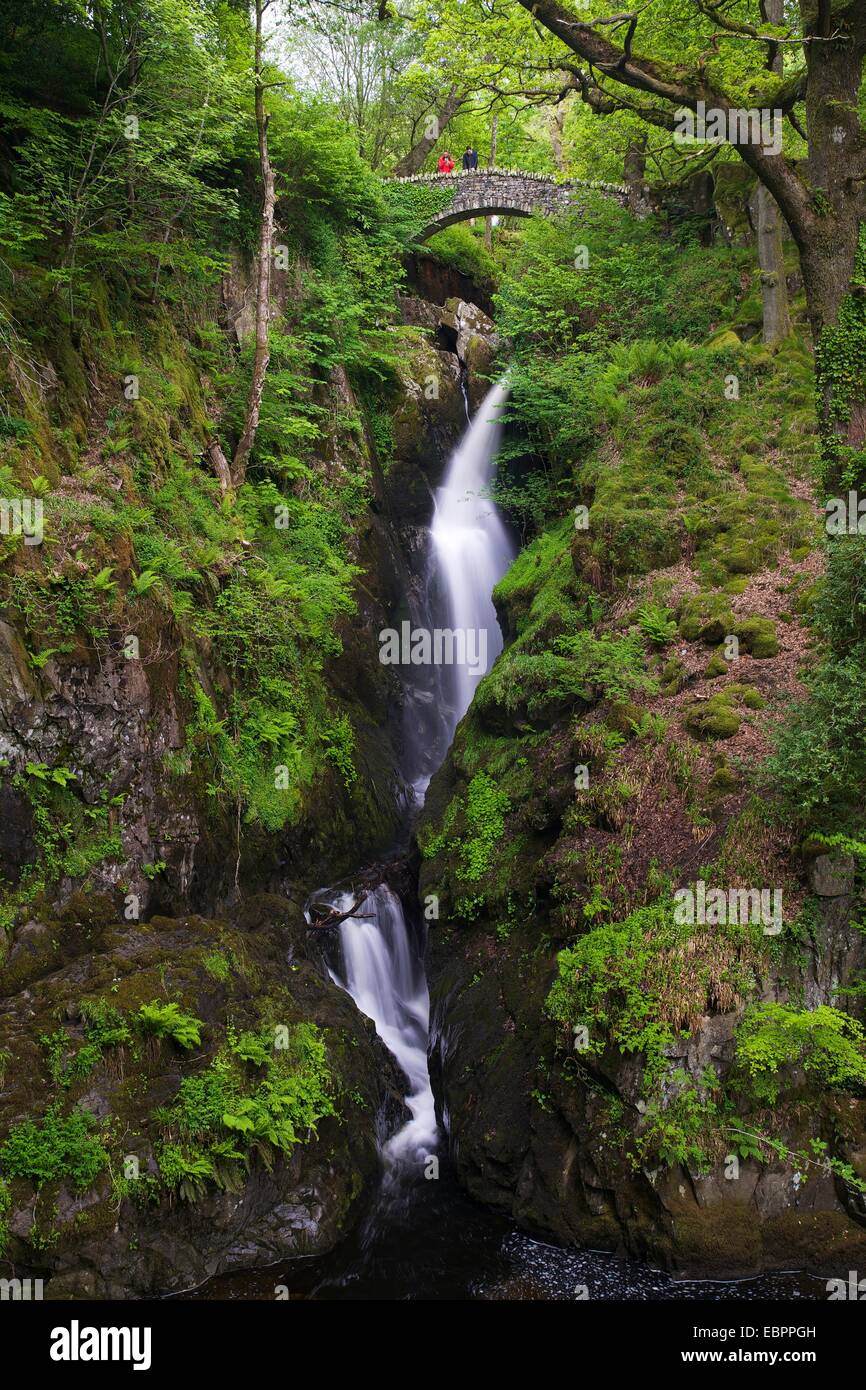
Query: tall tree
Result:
<box><xmin>393</xmin><ymin>83</ymin><xmax>467</xmax><ymax>174</ymax></box>
<box><xmin>230</xmin><ymin>0</ymin><xmax>276</xmax><ymax>487</ymax></box>
<box><xmin>754</xmin><ymin>0</ymin><xmax>792</xmax><ymax>345</ymax></box>
<box><xmin>512</xmin><ymin>0</ymin><xmax>866</xmax><ymax>470</ymax></box>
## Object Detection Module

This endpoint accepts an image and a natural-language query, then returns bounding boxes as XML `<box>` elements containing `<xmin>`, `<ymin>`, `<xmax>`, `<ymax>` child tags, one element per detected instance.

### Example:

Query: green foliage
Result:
<box><xmin>636</xmin><ymin>1072</ymin><xmax>721</xmax><ymax>1171</ymax></box>
<box><xmin>547</xmin><ymin>898</ymin><xmax>761</xmax><ymax>1081</ymax></box>
<box><xmin>734</xmin><ymin>1004</ymin><xmax>866</xmax><ymax>1105</ymax></box>
<box><xmin>24</xmin><ymin>762</ymin><xmax>76</xmax><ymax>788</ymax></box>
<box><xmin>816</xmin><ymin>226</ymin><xmax>866</xmax><ymax>492</ymax></box>
<box><xmin>768</xmin><ymin>533</ymin><xmax>866</xmax><ymax>828</ymax></box>
<box><xmin>459</xmin><ymin>772</ymin><xmax>510</xmax><ymax>881</ymax></box>
<box><xmin>0</xmin><ymin>1106</ymin><xmax>108</xmax><ymax>1192</ymax></box>
<box><xmin>202</xmin><ymin>952</ymin><xmax>231</xmax><ymax>983</ymax></box>
<box><xmin>636</xmin><ymin>602</ymin><xmax>677</xmax><ymax>647</ymax></box>
<box><xmin>155</xmin><ymin>1022</ymin><xmax>337</xmax><ymax>1200</ymax></box>
<box><xmin>136</xmin><ymin>1001</ymin><xmax>203</xmax><ymax>1050</ymax></box>
<box><xmin>423</xmin><ymin>223</ymin><xmax>497</xmax><ymax>284</ymax></box>
<box><xmin>80</xmin><ymin>1000</ymin><xmax>132</xmax><ymax>1050</ymax></box>
<box><xmin>129</xmin><ymin>569</ymin><xmax>161</xmax><ymax>597</ymax></box>
<box><xmin>0</xmin><ymin>772</ymin><xmax>123</xmax><ymax>933</ymax></box>
<box><xmin>475</xmin><ymin>630</ymin><xmax>655</xmax><ymax>728</ymax></box>
<box><xmin>381</xmin><ymin>180</ymin><xmax>456</xmax><ymax>241</ymax></box>
<box><xmin>39</xmin><ymin>1029</ymin><xmax>103</xmax><ymax>1089</ymax></box>
<box><xmin>547</xmin><ymin>902</ymin><xmax>682</xmax><ymax>1076</ymax></box>
<box><xmin>422</xmin><ymin>769</ymin><xmax>510</xmax><ymax>883</ymax></box>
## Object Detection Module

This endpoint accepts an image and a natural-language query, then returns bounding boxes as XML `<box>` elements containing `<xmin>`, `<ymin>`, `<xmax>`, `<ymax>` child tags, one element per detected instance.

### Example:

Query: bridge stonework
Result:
<box><xmin>385</xmin><ymin>170</ymin><xmax>629</xmax><ymax>242</ymax></box>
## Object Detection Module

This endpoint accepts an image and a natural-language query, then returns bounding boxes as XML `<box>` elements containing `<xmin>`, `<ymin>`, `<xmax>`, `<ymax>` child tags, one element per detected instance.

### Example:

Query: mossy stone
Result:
<box><xmin>735</xmin><ymin>616</ymin><xmax>779</xmax><ymax>658</ymax></box>
<box><xmin>609</xmin><ymin>701</ymin><xmax>644</xmax><ymax>735</ymax></box>
<box><xmin>684</xmin><ymin>693</ymin><xmax>741</xmax><ymax>739</ymax></box>
<box><xmin>726</xmin><ymin>681</ymin><xmax>766</xmax><ymax>709</ymax></box>
<box><xmin>660</xmin><ymin>656</ymin><xmax>687</xmax><ymax>695</ymax></box>
<box><xmin>705</xmin><ymin>649</ymin><xmax>729</xmax><ymax>679</ymax></box>
<box><xmin>679</xmin><ymin>592</ymin><xmax>735</xmax><ymax>644</ymax></box>
<box><xmin>708</xmin><ymin>764</ymin><xmax>740</xmax><ymax>794</ymax></box>
<box><xmin>706</xmin><ymin>330</ymin><xmax>742</xmax><ymax>353</ymax></box>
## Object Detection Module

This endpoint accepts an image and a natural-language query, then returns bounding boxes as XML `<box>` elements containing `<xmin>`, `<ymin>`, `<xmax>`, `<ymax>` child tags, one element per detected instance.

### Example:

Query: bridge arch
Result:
<box><xmin>383</xmin><ymin>170</ymin><xmax>628</xmax><ymax>242</ymax></box>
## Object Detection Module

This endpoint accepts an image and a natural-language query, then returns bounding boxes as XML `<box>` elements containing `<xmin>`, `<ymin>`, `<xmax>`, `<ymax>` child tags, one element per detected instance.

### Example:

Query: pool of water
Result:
<box><xmin>180</xmin><ymin>1158</ymin><xmax>826</xmax><ymax>1302</ymax></box>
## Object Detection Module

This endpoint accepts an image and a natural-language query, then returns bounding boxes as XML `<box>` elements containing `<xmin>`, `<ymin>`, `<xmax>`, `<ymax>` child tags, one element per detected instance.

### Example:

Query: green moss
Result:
<box><xmin>608</xmin><ymin>701</ymin><xmax>645</xmax><ymax>735</ymax></box>
<box><xmin>705</xmin><ymin>649</ymin><xmax>729</xmax><ymax>678</ymax></box>
<box><xmin>708</xmin><ymin>763</ymin><xmax>740</xmax><ymax>795</ymax></box>
<box><xmin>679</xmin><ymin>592</ymin><xmax>735</xmax><ymax>644</ymax></box>
<box><xmin>735</xmin><ymin>616</ymin><xmax>779</xmax><ymax>658</ymax></box>
<box><xmin>660</xmin><ymin>655</ymin><xmax>688</xmax><ymax>695</ymax></box>
<box><xmin>684</xmin><ymin>693</ymin><xmax>741</xmax><ymax>740</ymax></box>
<box><xmin>727</xmin><ymin>682</ymin><xmax>766</xmax><ymax>710</ymax></box>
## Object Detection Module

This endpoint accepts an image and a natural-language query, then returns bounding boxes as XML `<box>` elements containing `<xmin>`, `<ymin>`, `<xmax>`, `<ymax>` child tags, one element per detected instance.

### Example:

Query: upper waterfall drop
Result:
<box><xmin>429</xmin><ymin>378</ymin><xmax>517</xmax><ymax>741</ymax></box>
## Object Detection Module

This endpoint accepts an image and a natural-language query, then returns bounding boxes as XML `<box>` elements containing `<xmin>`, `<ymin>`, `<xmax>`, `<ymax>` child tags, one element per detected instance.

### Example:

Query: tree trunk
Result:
<box><xmin>231</xmin><ymin>0</ymin><xmax>275</xmax><ymax>487</ymax></box>
<box><xmin>623</xmin><ymin>134</ymin><xmax>647</xmax><ymax>216</ymax></box>
<box><xmin>394</xmin><ymin>86</ymin><xmax>464</xmax><ymax>176</ymax></box>
<box><xmin>548</xmin><ymin>106</ymin><xmax>566</xmax><ymax>172</ymax></box>
<box><xmin>797</xmin><ymin>10</ymin><xmax>866</xmax><ymax>472</ymax></box>
<box><xmin>754</xmin><ymin>0</ymin><xmax>791</xmax><ymax>347</ymax></box>
<box><xmin>755</xmin><ymin>182</ymin><xmax>792</xmax><ymax>346</ymax></box>
<box><xmin>485</xmin><ymin>113</ymin><xmax>499</xmax><ymax>250</ymax></box>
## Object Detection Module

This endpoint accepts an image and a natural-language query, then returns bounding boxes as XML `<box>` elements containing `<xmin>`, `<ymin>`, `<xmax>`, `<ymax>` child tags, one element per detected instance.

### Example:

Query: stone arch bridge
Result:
<box><xmin>384</xmin><ymin>169</ymin><xmax>629</xmax><ymax>241</ymax></box>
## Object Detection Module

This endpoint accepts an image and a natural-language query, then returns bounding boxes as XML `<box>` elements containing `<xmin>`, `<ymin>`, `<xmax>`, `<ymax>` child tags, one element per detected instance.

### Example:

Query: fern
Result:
<box><xmin>90</xmin><ymin>566</ymin><xmax>118</xmax><ymax>593</ymax></box>
<box><xmin>137</xmin><ymin>1001</ymin><xmax>203</xmax><ymax>1050</ymax></box>
<box><xmin>636</xmin><ymin>602</ymin><xmax>677</xmax><ymax>646</ymax></box>
<box><xmin>129</xmin><ymin>569</ymin><xmax>160</xmax><ymax>596</ymax></box>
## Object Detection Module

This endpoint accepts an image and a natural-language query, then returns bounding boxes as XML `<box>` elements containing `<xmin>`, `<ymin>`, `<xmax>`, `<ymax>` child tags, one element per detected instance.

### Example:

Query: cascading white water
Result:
<box><xmin>323</xmin><ymin>379</ymin><xmax>516</xmax><ymax>1173</ymax></box>
<box><xmin>429</xmin><ymin>379</ymin><xmax>517</xmax><ymax>740</ymax></box>
<box><xmin>327</xmin><ymin>884</ymin><xmax>437</xmax><ymax>1168</ymax></box>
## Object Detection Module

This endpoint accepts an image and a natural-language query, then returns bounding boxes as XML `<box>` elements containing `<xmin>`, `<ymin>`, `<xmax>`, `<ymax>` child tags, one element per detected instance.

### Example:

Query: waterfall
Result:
<box><xmin>326</xmin><ymin>884</ymin><xmax>437</xmax><ymax>1167</ymax></box>
<box><xmin>429</xmin><ymin>377</ymin><xmax>516</xmax><ymax>744</ymax></box>
<box><xmin>319</xmin><ymin>379</ymin><xmax>516</xmax><ymax>1175</ymax></box>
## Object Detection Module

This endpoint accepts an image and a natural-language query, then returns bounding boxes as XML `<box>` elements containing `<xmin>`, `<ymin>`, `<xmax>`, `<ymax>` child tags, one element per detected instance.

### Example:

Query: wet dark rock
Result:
<box><xmin>0</xmin><ymin>894</ymin><xmax>406</xmax><ymax>1298</ymax></box>
<box><xmin>808</xmin><ymin>852</ymin><xmax>857</xmax><ymax>898</ymax></box>
<box><xmin>0</xmin><ymin>786</ymin><xmax>35</xmax><ymax>883</ymax></box>
<box><xmin>425</xmin><ymin>855</ymin><xmax>866</xmax><ymax>1279</ymax></box>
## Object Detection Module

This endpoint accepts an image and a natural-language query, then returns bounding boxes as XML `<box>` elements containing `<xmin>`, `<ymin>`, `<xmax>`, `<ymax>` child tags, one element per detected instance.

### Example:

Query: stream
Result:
<box><xmin>189</xmin><ymin>383</ymin><xmax>826</xmax><ymax>1303</ymax></box>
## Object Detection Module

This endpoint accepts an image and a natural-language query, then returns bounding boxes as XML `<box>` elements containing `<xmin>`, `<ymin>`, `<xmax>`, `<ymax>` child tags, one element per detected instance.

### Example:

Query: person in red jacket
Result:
<box><xmin>437</xmin><ymin>152</ymin><xmax>455</xmax><ymax>174</ymax></box>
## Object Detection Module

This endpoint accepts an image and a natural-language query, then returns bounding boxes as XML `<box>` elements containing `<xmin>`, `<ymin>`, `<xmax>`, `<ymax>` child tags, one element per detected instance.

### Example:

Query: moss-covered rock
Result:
<box><xmin>708</xmin><ymin>763</ymin><xmax>740</xmax><ymax>795</ymax></box>
<box><xmin>735</xmin><ymin>615</ymin><xmax>780</xmax><ymax>658</ymax></box>
<box><xmin>705</xmin><ymin>649</ymin><xmax>729</xmax><ymax>678</ymax></box>
<box><xmin>660</xmin><ymin>655</ymin><xmax>688</xmax><ymax>695</ymax></box>
<box><xmin>679</xmin><ymin>592</ymin><xmax>735</xmax><ymax>643</ymax></box>
<box><xmin>728</xmin><ymin>681</ymin><xmax>766</xmax><ymax>710</ymax></box>
<box><xmin>684</xmin><ymin>693</ymin><xmax>741</xmax><ymax>739</ymax></box>
<box><xmin>0</xmin><ymin>894</ymin><xmax>403</xmax><ymax>1297</ymax></box>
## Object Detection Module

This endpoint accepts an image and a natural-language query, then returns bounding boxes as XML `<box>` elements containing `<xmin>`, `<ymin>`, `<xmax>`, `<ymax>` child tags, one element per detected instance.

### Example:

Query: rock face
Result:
<box><xmin>426</xmin><ymin>886</ymin><xmax>866</xmax><ymax>1278</ymax></box>
<box><xmin>404</xmin><ymin>253</ymin><xmax>495</xmax><ymax>317</ymax></box>
<box><xmin>416</xmin><ymin>468</ymin><xmax>866</xmax><ymax>1278</ymax></box>
<box><xmin>0</xmin><ymin>892</ymin><xmax>404</xmax><ymax>1298</ymax></box>
<box><xmin>389</xmin><ymin>337</ymin><xmax>466</xmax><ymax>519</ymax></box>
<box><xmin>381</xmin><ymin>300</ymin><xmax>500</xmax><ymax>533</ymax></box>
<box><xmin>440</xmin><ymin>299</ymin><xmax>499</xmax><ymax>411</ymax></box>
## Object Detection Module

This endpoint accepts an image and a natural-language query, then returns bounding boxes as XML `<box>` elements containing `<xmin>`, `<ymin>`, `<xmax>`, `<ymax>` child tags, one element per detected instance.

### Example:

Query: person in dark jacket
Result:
<box><xmin>462</xmin><ymin>146</ymin><xmax>478</xmax><ymax>170</ymax></box>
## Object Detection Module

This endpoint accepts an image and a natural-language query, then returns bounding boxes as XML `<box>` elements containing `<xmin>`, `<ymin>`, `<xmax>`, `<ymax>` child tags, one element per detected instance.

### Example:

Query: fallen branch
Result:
<box><xmin>307</xmin><ymin>892</ymin><xmax>373</xmax><ymax>929</ymax></box>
